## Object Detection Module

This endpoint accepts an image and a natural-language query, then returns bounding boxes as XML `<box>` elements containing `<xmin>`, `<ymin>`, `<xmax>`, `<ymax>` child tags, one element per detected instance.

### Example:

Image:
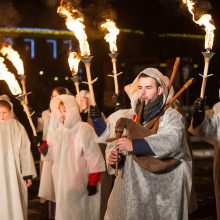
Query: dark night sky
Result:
<box><xmin>2</xmin><ymin>0</ymin><xmax>218</xmax><ymax>35</ymax></box>
<box><xmin>3</xmin><ymin>0</ymin><xmax>218</xmax><ymax>60</ymax></box>
<box><xmin>1</xmin><ymin>0</ymin><xmax>219</xmax><ymax>57</ymax></box>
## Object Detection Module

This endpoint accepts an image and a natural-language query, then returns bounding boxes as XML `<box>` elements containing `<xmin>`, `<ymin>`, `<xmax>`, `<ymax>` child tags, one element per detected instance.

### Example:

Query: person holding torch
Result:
<box><xmin>38</xmin><ymin>94</ymin><xmax>105</xmax><ymax>220</ymax></box>
<box><xmin>185</xmin><ymin>1</ymin><xmax>218</xmax><ymax>217</ymax></box>
<box><xmin>0</xmin><ymin>95</ymin><xmax>36</xmax><ymax>220</ymax></box>
<box><xmin>189</xmin><ymin>93</ymin><xmax>220</xmax><ymax>220</ymax></box>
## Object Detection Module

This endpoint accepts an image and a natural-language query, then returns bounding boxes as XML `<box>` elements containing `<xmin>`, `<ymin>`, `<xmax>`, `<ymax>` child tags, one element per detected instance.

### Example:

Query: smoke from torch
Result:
<box><xmin>182</xmin><ymin>0</ymin><xmax>215</xmax><ymax>51</ymax></box>
<box><xmin>101</xmin><ymin>19</ymin><xmax>120</xmax><ymax>54</ymax></box>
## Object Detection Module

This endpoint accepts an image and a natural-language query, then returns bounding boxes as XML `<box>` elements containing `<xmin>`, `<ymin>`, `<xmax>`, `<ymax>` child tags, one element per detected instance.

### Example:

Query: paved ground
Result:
<box><xmin>189</xmin><ymin>140</ymin><xmax>217</xmax><ymax>220</ymax></box>
<box><xmin>28</xmin><ymin>139</ymin><xmax>217</xmax><ymax>220</ymax></box>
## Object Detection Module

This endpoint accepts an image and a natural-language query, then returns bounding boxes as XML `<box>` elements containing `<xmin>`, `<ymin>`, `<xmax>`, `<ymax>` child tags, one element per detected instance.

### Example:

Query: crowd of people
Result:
<box><xmin>0</xmin><ymin>67</ymin><xmax>219</xmax><ymax>220</ymax></box>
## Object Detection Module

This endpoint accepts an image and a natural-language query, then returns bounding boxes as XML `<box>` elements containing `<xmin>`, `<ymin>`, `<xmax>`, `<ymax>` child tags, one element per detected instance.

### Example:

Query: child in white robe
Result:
<box><xmin>0</xmin><ymin>97</ymin><xmax>37</xmax><ymax>220</ymax></box>
<box><xmin>38</xmin><ymin>94</ymin><xmax>105</xmax><ymax>220</ymax></box>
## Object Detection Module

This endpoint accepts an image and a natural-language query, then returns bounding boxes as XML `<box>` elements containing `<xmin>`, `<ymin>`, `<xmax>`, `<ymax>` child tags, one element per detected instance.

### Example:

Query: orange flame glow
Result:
<box><xmin>101</xmin><ymin>19</ymin><xmax>120</xmax><ymax>53</ymax></box>
<box><xmin>183</xmin><ymin>0</ymin><xmax>215</xmax><ymax>50</ymax></box>
<box><xmin>58</xmin><ymin>6</ymin><xmax>90</xmax><ymax>56</ymax></box>
<box><xmin>0</xmin><ymin>45</ymin><xmax>24</xmax><ymax>75</ymax></box>
<box><xmin>68</xmin><ymin>52</ymin><xmax>80</xmax><ymax>74</ymax></box>
<box><xmin>0</xmin><ymin>57</ymin><xmax>22</xmax><ymax>95</ymax></box>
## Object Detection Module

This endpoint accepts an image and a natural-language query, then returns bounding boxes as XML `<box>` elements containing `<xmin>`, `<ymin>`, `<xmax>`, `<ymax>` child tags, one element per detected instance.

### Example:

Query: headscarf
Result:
<box><xmin>76</xmin><ymin>90</ymin><xmax>90</xmax><ymax>107</ymax></box>
<box><xmin>50</xmin><ymin>94</ymin><xmax>81</xmax><ymax>129</ymax></box>
<box><xmin>124</xmin><ymin>68</ymin><xmax>169</xmax><ymax>109</ymax></box>
<box><xmin>0</xmin><ymin>94</ymin><xmax>14</xmax><ymax>119</ymax></box>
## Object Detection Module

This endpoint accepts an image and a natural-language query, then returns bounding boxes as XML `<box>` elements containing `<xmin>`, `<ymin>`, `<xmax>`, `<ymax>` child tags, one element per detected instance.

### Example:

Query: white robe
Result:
<box><xmin>101</xmin><ymin>108</ymin><xmax>192</xmax><ymax>220</ymax></box>
<box><xmin>188</xmin><ymin>106</ymin><xmax>220</xmax><ymax>220</ymax></box>
<box><xmin>38</xmin><ymin>109</ymin><xmax>56</xmax><ymax>202</ymax></box>
<box><xmin>97</xmin><ymin>68</ymin><xmax>192</xmax><ymax>220</ymax></box>
<box><xmin>0</xmin><ymin>119</ymin><xmax>37</xmax><ymax>220</ymax></box>
<box><xmin>48</xmin><ymin>95</ymin><xmax>106</xmax><ymax>220</ymax></box>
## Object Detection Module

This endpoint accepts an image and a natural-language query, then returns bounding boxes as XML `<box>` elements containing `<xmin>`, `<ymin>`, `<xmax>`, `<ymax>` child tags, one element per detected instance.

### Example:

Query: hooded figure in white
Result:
<box><xmin>38</xmin><ymin>86</ymin><xmax>70</xmax><ymax>202</ymax></box>
<box><xmin>77</xmin><ymin>90</ymin><xmax>113</xmax><ymax>219</ymax></box>
<box><xmin>44</xmin><ymin>94</ymin><xmax>105</xmax><ymax>220</ymax></box>
<box><xmin>37</xmin><ymin>108</ymin><xmax>57</xmax><ymax>202</ymax></box>
<box><xmin>76</xmin><ymin>90</ymin><xmax>93</xmax><ymax>123</ymax></box>
<box><xmin>0</xmin><ymin>95</ymin><xmax>37</xmax><ymax>220</ymax></box>
<box><xmin>188</xmin><ymin>100</ymin><xmax>220</xmax><ymax>220</ymax></box>
<box><xmin>92</xmin><ymin>68</ymin><xmax>192</xmax><ymax>220</ymax></box>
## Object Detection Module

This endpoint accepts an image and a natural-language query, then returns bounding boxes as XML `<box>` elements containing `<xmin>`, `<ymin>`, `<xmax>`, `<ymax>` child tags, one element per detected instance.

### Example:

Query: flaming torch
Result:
<box><xmin>68</xmin><ymin>51</ymin><xmax>81</xmax><ymax>105</ymax></box>
<box><xmin>0</xmin><ymin>57</ymin><xmax>22</xmax><ymax>95</ymax></box>
<box><xmin>58</xmin><ymin>4</ymin><xmax>97</xmax><ymax>106</ymax></box>
<box><xmin>101</xmin><ymin>19</ymin><xmax>122</xmax><ymax>97</ymax></box>
<box><xmin>0</xmin><ymin>57</ymin><xmax>37</xmax><ymax>136</ymax></box>
<box><xmin>0</xmin><ymin>45</ymin><xmax>29</xmax><ymax>103</ymax></box>
<box><xmin>183</xmin><ymin>0</ymin><xmax>215</xmax><ymax>98</ymax></box>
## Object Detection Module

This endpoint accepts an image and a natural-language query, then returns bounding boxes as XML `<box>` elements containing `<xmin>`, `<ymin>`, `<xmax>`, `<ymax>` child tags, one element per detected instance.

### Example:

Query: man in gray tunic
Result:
<box><xmin>90</xmin><ymin>68</ymin><xmax>192</xmax><ymax>220</ymax></box>
<box><xmin>188</xmin><ymin>97</ymin><xmax>220</xmax><ymax>220</ymax></box>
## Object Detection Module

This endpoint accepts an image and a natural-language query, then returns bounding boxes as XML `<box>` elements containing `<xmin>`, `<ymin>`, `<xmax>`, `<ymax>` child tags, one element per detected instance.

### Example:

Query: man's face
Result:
<box><xmin>137</xmin><ymin>76</ymin><xmax>164</xmax><ymax>105</ymax></box>
<box><xmin>0</xmin><ymin>106</ymin><xmax>11</xmax><ymax>121</ymax></box>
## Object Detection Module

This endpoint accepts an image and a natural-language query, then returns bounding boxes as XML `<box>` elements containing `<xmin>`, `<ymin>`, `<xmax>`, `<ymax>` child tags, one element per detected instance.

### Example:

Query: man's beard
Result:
<box><xmin>135</xmin><ymin>95</ymin><xmax>164</xmax><ymax>125</ymax></box>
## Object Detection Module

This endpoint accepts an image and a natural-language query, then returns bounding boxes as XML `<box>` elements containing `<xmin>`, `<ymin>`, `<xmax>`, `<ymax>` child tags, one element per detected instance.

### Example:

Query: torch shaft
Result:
<box><xmin>200</xmin><ymin>58</ymin><xmax>210</xmax><ymax>99</ymax></box>
<box><xmin>200</xmin><ymin>51</ymin><xmax>215</xmax><ymax>99</ymax></box>
<box><xmin>22</xmin><ymin>102</ymin><xmax>37</xmax><ymax>136</ymax></box>
<box><xmin>21</xmin><ymin>78</ymin><xmax>28</xmax><ymax>104</ymax></box>
<box><xmin>111</xmin><ymin>58</ymin><xmax>119</xmax><ymax>94</ymax></box>
<box><xmin>74</xmin><ymin>81</ymin><xmax>82</xmax><ymax>112</ymax></box>
<box><xmin>85</xmin><ymin>62</ymin><xmax>96</xmax><ymax>106</ymax></box>
<box><xmin>74</xmin><ymin>82</ymin><xmax>80</xmax><ymax>99</ymax></box>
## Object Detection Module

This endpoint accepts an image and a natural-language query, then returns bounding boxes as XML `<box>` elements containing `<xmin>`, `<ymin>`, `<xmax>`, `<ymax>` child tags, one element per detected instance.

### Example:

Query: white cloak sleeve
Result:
<box><xmin>19</xmin><ymin>125</ymin><xmax>37</xmax><ymax>178</ymax></box>
<box><xmin>146</xmin><ymin>108</ymin><xmax>185</xmax><ymax>158</ymax></box>
<box><xmin>188</xmin><ymin>109</ymin><xmax>218</xmax><ymax>146</ymax></box>
<box><xmin>81</xmin><ymin>123</ymin><xmax>106</xmax><ymax>173</ymax></box>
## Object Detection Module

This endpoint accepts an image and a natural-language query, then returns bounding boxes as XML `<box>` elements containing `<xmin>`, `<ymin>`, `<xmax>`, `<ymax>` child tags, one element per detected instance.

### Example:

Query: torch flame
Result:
<box><xmin>101</xmin><ymin>19</ymin><xmax>120</xmax><ymax>53</ymax></box>
<box><xmin>0</xmin><ymin>45</ymin><xmax>24</xmax><ymax>75</ymax></box>
<box><xmin>183</xmin><ymin>0</ymin><xmax>215</xmax><ymax>50</ymax></box>
<box><xmin>68</xmin><ymin>52</ymin><xmax>80</xmax><ymax>75</ymax></box>
<box><xmin>58</xmin><ymin>6</ymin><xmax>90</xmax><ymax>57</ymax></box>
<box><xmin>0</xmin><ymin>57</ymin><xmax>22</xmax><ymax>95</ymax></box>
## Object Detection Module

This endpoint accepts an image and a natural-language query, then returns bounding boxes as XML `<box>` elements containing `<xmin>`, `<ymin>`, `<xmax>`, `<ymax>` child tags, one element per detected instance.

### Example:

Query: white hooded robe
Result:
<box><xmin>97</xmin><ymin>68</ymin><xmax>192</xmax><ymax>220</ymax></box>
<box><xmin>0</xmin><ymin>118</ymin><xmax>37</xmax><ymax>220</ymax></box>
<box><xmin>47</xmin><ymin>95</ymin><xmax>106</xmax><ymax>220</ymax></box>
<box><xmin>188</xmin><ymin>104</ymin><xmax>220</xmax><ymax>220</ymax></box>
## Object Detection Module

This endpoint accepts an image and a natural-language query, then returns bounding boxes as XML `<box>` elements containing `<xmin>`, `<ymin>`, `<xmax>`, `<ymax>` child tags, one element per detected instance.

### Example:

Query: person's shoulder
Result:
<box><xmin>165</xmin><ymin>107</ymin><xmax>183</xmax><ymax>119</ymax></box>
<box><xmin>11</xmin><ymin>118</ymin><xmax>22</xmax><ymax>126</ymax></box>
<box><xmin>212</xmin><ymin>102</ymin><xmax>220</xmax><ymax>113</ymax></box>
<box><xmin>10</xmin><ymin>118</ymin><xmax>26</xmax><ymax>132</ymax></box>
<box><xmin>79</xmin><ymin>121</ymin><xmax>93</xmax><ymax>132</ymax></box>
<box><xmin>42</xmin><ymin>109</ymin><xmax>50</xmax><ymax>117</ymax></box>
<box><xmin>109</xmin><ymin>108</ymin><xmax>132</xmax><ymax>119</ymax></box>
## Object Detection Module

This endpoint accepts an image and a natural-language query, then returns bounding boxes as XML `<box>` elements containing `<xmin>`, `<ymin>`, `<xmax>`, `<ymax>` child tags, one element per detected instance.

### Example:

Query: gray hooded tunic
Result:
<box><xmin>98</xmin><ymin>68</ymin><xmax>192</xmax><ymax>220</ymax></box>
